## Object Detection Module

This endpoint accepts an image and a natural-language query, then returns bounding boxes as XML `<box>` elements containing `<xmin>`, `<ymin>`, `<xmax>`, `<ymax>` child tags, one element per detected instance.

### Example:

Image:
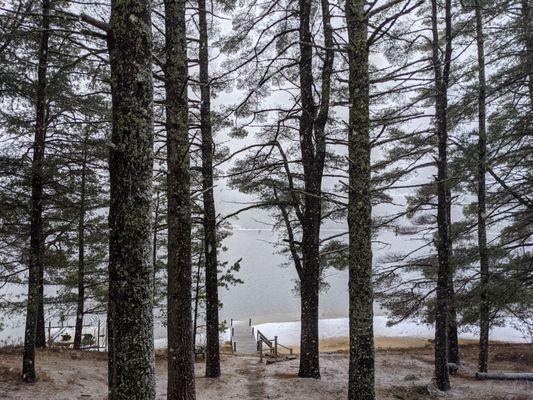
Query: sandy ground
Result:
<box><xmin>1</xmin><ymin>342</ymin><xmax>532</xmax><ymax>399</ymax></box>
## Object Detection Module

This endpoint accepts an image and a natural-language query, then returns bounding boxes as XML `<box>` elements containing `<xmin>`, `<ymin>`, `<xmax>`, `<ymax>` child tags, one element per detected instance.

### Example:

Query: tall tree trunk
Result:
<box><xmin>447</xmin><ymin>274</ymin><xmax>459</xmax><ymax>366</ymax></box>
<box><xmin>475</xmin><ymin>0</ymin><xmax>490</xmax><ymax>373</ymax></box>
<box><xmin>22</xmin><ymin>0</ymin><xmax>50</xmax><ymax>382</ymax></box>
<box><xmin>298</xmin><ymin>253</ymin><xmax>320</xmax><ymax>378</ymax></box>
<box><xmin>522</xmin><ymin>0</ymin><xmax>533</xmax><ymax>105</ymax></box>
<box><xmin>193</xmin><ymin>251</ymin><xmax>203</xmax><ymax>349</ymax></box>
<box><xmin>107</xmin><ymin>0</ymin><xmax>155</xmax><ymax>397</ymax></box>
<box><xmin>447</xmin><ymin>192</ymin><xmax>459</xmax><ymax>367</ymax></box>
<box><xmin>297</xmin><ymin>0</ymin><xmax>319</xmax><ymax>379</ymax></box>
<box><xmin>345</xmin><ymin>0</ymin><xmax>375</xmax><ymax>398</ymax></box>
<box><xmin>152</xmin><ymin>193</ymin><xmax>160</xmax><ymax>300</ymax></box>
<box><xmin>296</xmin><ymin>0</ymin><xmax>332</xmax><ymax>379</ymax></box>
<box><xmin>198</xmin><ymin>0</ymin><xmax>221</xmax><ymax>378</ymax></box>
<box><xmin>165</xmin><ymin>0</ymin><xmax>196</xmax><ymax>398</ymax></box>
<box><xmin>74</xmin><ymin>137</ymin><xmax>88</xmax><ymax>350</ymax></box>
<box><xmin>431</xmin><ymin>0</ymin><xmax>453</xmax><ymax>391</ymax></box>
<box><xmin>36</xmin><ymin>275</ymin><xmax>46</xmax><ymax>348</ymax></box>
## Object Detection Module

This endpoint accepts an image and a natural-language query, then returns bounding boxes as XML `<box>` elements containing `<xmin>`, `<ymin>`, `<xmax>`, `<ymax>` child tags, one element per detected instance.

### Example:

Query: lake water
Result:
<box><xmin>0</xmin><ymin>209</ymin><xmax>415</xmax><ymax>342</ymax></box>
<box><xmin>219</xmin><ymin>228</ymin><xmax>355</xmax><ymax>324</ymax></box>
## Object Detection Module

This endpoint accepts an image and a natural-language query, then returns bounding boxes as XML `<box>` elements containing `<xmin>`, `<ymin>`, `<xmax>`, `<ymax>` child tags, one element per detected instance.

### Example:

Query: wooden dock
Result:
<box><xmin>230</xmin><ymin>319</ymin><xmax>257</xmax><ymax>355</ymax></box>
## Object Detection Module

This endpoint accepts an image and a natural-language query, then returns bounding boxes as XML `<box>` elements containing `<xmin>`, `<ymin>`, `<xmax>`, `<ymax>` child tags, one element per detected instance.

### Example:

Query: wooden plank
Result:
<box><xmin>475</xmin><ymin>372</ymin><xmax>533</xmax><ymax>381</ymax></box>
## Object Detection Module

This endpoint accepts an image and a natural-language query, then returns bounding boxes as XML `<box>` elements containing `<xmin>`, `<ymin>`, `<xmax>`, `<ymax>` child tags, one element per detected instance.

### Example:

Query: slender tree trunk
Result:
<box><xmin>475</xmin><ymin>0</ymin><xmax>490</xmax><ymax>373</ymax></box>
<box><xmin>297</xmin><ymin>0</ymin><xmax>319</xmax><ymax>379</ymax></box>
<box><xmin>107</xmin><ymin>0</ymin><xmax>155</xmax><ymax>397</ymax></box>
<box><xmin>152</xmin><ymin>193</ymin><xmax>160</xmax><ymax>299</ymax></box>
<box><xmin>298</xmin><ymin>248</ymin><xmax>320</xmax><ymax>378</ymax></box>
<box><xmin>522</xmin><ymin>0</ymin><xmax>533</xmax><ymax>104</ymax></box>
<box><xmin>446</xmin><ymin>192</ymin><xmax>459</xmax><ymax>367</ymax></box>
<box><xmin>36</xmin><ymin>276</ymin><xmax>46</xmax><ymax>348</ymax></box>
<box><xmin>345</xmin><ymin>0</ymin><xmax>374</xmax><ymax>398</ymax></box>
<box><xmin>447</xmin><ymin>275</ymin><xmax>459</xmax><ymax>366</ymax></box>
<box><xmin>22</xmin><ymin>0</ymin><xmax>50</xmax><ymax>382</ymax></box>
<box><xmin>431</xmin><ymin>0</ymin><xmax>453</xmax><ymax>391</ymax></box>
<box><xmin>198</xmin><ymin>0</ymin><xmax>220</xmax><ymax>378</ymax></box>
<box><xmin>295</xmin><ymin>0</ymin><xmax>332</xmax><ymax>379</ymax></box>
<box><xmin>193</xmin><ymin>251</ymin><xmax>203</xmax><ymax>349</ymax></box>
<box><xmin>74</xmin><ymin>139</ymin><xmax>88</xmax><ymax>350</ymax></box>
<box><xmin>164</xmin><ymin>0</ymin><xmax>196</xmax><ymax>398</ymax></box>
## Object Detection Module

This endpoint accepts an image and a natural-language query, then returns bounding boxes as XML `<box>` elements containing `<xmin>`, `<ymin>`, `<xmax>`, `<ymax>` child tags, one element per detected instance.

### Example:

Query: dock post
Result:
<box><xmin>259</xmin><ymin>340</ymin><xmax>263</xmax><ymax>363</ymax></box>
<box><xmin>249</xmin><ymin>318</ymin><xmax>251</xmax><ymax>326</ymax></box>
<box><xmin>97</xmin><ymin>320</ymin><xmax>101</xmax><ymax>351</ymax></box>
<box><xmin>274</xmin><ymin>336</ymin><xmax>278</xmax><ymax>358</ymax></box>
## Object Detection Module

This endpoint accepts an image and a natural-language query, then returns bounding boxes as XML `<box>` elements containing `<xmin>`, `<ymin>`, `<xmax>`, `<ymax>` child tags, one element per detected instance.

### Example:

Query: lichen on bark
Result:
<box><xmin>345</xmin><ymin>0</ymin><xmax>375</xmax><ymax>398</ymax></box>
<box><xmin>164</xmin><ymin>0</ymin><xmax>196</xmax><ymax>398</ymax></box>
<box><xmin>107</xmin><ymin>0</ymin><xmax>156</xmax><ymax>398</ymax></box>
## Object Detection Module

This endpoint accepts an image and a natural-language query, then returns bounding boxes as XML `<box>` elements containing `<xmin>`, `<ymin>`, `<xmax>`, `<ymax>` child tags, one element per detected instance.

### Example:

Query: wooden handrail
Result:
<box><xmin>256</xmin><ymin>329</ymin><xmax>293</xmax><ymax>360</ymax></box>
<box><xmin>256</xmin><ymin>329</ymin><xmax>273</xmax><ymax>348</ymax></box>
<box><xmin>277</xmin><ymin>343</ymin><xmax>292</xmax><ymax>352</ymax></box>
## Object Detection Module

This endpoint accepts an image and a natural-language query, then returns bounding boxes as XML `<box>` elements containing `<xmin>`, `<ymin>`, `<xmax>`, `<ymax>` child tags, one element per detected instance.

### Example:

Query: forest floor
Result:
<box><xmin>0</xmin><ymin>341</ymin><xmax>532</xmax><ymax>399</ymax></box>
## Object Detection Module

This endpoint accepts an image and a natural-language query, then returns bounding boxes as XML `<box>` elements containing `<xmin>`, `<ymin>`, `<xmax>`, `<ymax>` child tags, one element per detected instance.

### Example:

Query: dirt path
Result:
<box><xmin>0</xmin><ymin>344</ymin><xmax>532</xmax><ymax>399</ymax></box>
<box><xmin>243</xmin><ymin>357</ymin><xmax>266</xmax><ymax>399</ymax></box>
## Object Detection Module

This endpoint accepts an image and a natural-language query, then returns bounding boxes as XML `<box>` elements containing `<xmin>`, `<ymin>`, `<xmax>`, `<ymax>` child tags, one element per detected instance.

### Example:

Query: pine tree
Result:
<box><xmin>345</xmin><ymin>0</ymin><xmax>374</xmax><ymax>397</ymax></box>
<box><xmin>164</xmin><ymin>0</ymin><xmax>196</xmax><ymax>397</ymax></box>
<box><xmin>473</xmin><ymin>0</ymin><xmax>490</xmax><ymax>373</ymax></box>
<box><xmin>106</xmin><ymin>0</ymin><xmax>156</xmax><ymax>397</ymax></box>
<box><xmin>431</xmin><ymin>0</ymin><xmax>453</xmax><ymax>390</ymax></box>
<box><xmin>198</xmin><ymin>0</ymin><xmax>221</xmax><ymax>378</ymax></box>
<box><xmin>22</xmin><ymin>0</ymin><xmax>51</xmax><ymax>382</ymax></box>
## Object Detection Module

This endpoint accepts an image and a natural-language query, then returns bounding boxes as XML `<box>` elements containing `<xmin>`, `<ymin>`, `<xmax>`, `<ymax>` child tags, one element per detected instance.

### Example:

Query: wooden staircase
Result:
<box><xmin>230</xmin><ymin>319</ymin><xmax>257</xmax><ymax>355</ymax></box>
<box><xmin>230</xmin><ymin>318</ymin><xmax>295</xmax><ymax>363</ymax></box>
<box><xmin>256</xmin><ymin>328</ymin><xmax>295</xmax><ymax>364</ymax></box>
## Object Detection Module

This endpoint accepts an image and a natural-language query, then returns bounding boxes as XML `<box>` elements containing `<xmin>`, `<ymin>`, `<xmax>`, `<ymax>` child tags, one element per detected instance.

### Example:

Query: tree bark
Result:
<box><xmin>198</xmin><ymin>0</ymin><xmax>221</xmax><ymax>378</ymax></box>
<box><xmin>296</xmin><ymin>0</ymin><xmax>333</xmax><ymax>379</ymax></box>
<box><xmin>522</xmin><ymin>0</ymin><xmax>533</xmax><ymax>105</ymax></box>
<box><xmin>475</xmin><ymin>0</ymin><xmax>490</xmax><ymax>374</ymax></box>
<box><xmin>36</xmin><ymin>276</ymin><xmax>46</xmax><ymax>348</ymax></box>
<box><xmin>430</xmin><ymin>0</ymin><xmax>453</xmax><ymax>391</ymax></box>
<box><xmin>152</xmin><ymin>192</ymin><xmax>160</xmax><ymax>300</ymax></box>
<box><xmin>107</xmin><ymin>0</ymin><xmax>156</xmax><ymax>398</ymax></box>
<box><xmin>446</xmin><ymin>191</ymin><xmax>459</xmax><ymax>367</ymax></box>
<box><xmin>22</xmin><ymin>0</ymin><xmax>50</xmax><ymax>382</ymax></box>
<box><xmin>193</xmin><ymin>251</ymin><xmax>203</xmax><ymax>349</ymax></box>
<box><xmin>346</xmin><ymin>1</ymin><xmax>375</xmax><ymax>398</ymax></box>
<box><xmin>164</xmin><ymin>0</ymin><xmax>196</xmax><ymax>398</ymax></box>
<box><xmin>297</xmin><ymin>0</ymin><xmax>319</xmax><ymax>379</ymax></box>
<box><xmin>298</xmin><ymin>261</ymin><xmax>320</xmax><ymax>378</ymax></box>
<box><xmin>447</xmin><ymin>273</ymin><xmax>459</xmax><ymax>367</ymax></box>
<box><xmin>74</xmin><ymin>135</ymin><xmax>88</xmax><ymax>350</ymax></box>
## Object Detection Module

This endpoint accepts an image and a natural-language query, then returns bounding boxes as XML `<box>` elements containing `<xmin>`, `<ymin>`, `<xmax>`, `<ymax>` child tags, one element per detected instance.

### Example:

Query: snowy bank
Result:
<box><xmin>217</xmin><ymin>316</ymin><xmax>531</xmax><ymax>347</ymax></box>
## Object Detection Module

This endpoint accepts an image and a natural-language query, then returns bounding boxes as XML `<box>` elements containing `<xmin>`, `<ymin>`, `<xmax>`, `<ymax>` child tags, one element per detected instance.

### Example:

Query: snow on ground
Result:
<box><xmin>1</xmin><ymin>344</ymin><xmax>532</xmax><ymax>400</ymax></box>
<box><xmin>156</xmin><ymin>316</ymin><xmax>530</xmax><ymax>350</ymax></box>
<box><xmin>227</xmin><ymin>316</ymin><xmax>532</xmax><ymax>347</ymax></box>
<box><xmin>3</xmin><ymin>316</ymin><xmax>530</xmax><ymax>350</ymax></box>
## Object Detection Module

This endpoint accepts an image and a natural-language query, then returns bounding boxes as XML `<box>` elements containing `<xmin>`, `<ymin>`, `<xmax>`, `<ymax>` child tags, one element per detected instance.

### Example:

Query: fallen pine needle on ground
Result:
<box><xmin>0</xmin><ymin>342</ymin><xmax>531</xmax><ymax>399</ymax></box>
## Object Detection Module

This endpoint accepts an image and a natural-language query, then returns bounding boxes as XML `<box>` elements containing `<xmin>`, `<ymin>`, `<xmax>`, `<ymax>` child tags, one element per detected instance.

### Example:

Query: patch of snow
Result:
<box><xmin>220</xmin><ymin>316</ymin><xmax>531</xmax><ymax>346</ymax></box>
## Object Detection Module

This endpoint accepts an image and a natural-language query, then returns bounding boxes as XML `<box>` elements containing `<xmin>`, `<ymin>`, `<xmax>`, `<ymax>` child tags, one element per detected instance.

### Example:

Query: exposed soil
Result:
<box><xmin>0</xmin><ymin>343</ymin><xmax>531</xmax><ymax>399</ymax></box>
